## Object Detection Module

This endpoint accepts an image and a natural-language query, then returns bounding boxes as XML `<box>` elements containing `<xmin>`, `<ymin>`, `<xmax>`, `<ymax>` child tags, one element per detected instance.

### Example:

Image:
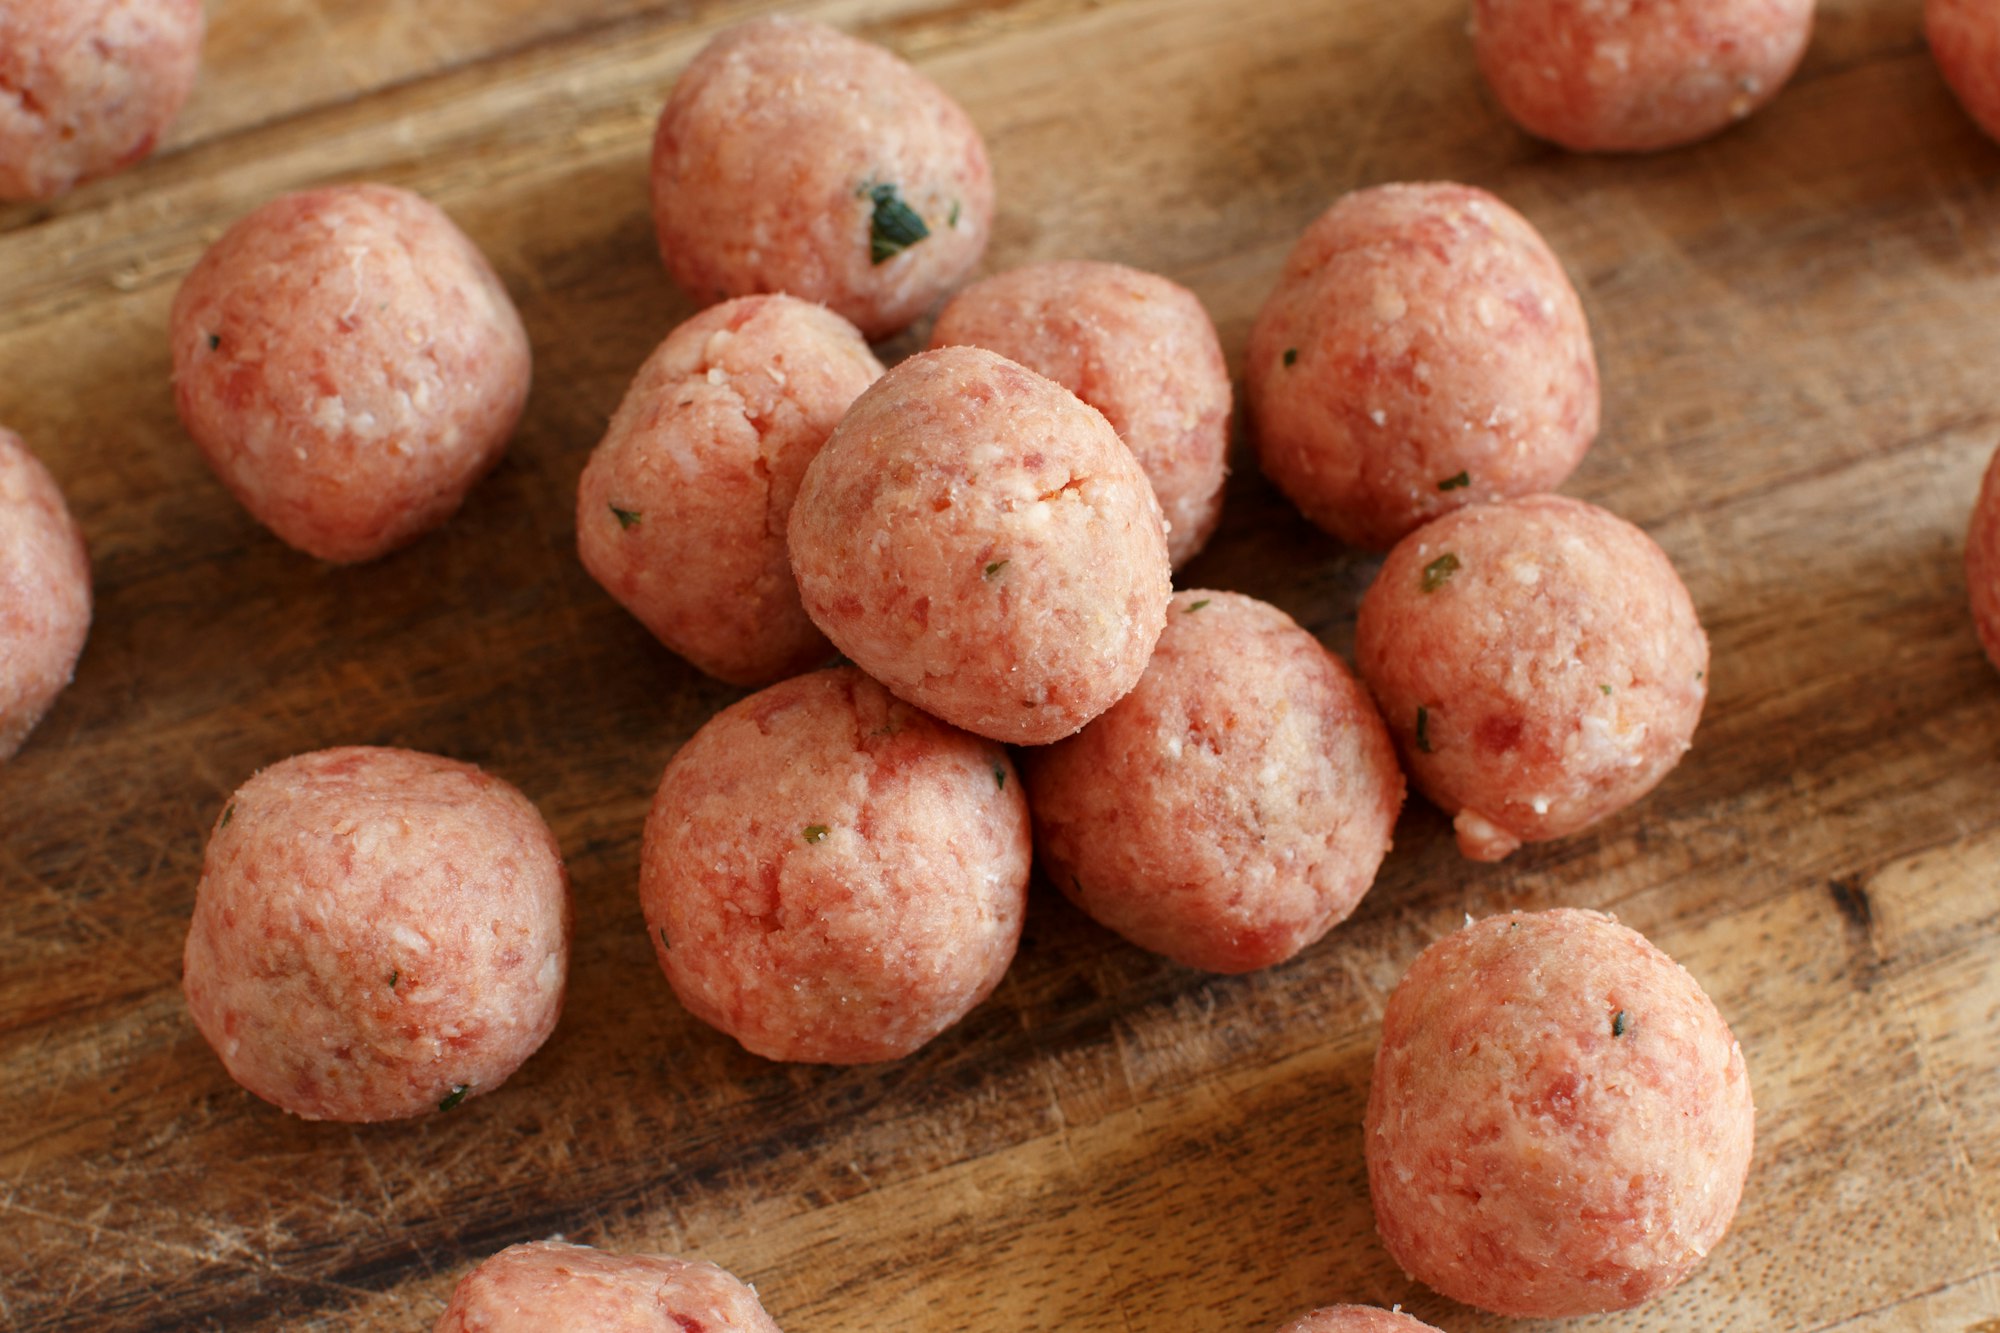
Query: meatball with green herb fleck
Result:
<box><xmin>183</xmin><ymin>747</ymin><xmax>569</xmax><ymax>1122</ymax></box>
<box><xmin>1367</xmin><ymin>909</ymin><xmax>1754</xmax><ymax>1317</ymax></box>
<box><xmin>788</xmin><ymin>347</ymin><xmax>1172</xmax><ymax>745</ymax></box>
<box><xmin>1248</xmin><ymin>183</ymin><xmax>1597</xmax><ymax>550</ymax></box>
<box><xmin>1355</xmin><ymin>495</ymin><xmax>1706</xmax><ymax>861</ymax></box>
<box><xmin>641</xmin><ymin>667</ymin><xmax>1029</xmax><ymax>1064</ymax></box>
<box><xmin>1026</xmin><ymin>590</ymin><xmax>1402</xmax><ymax>973</ymax></box>
<box><xmin>437</xmin><ymin>1241</ymin><xmax>781</xmax><ymax>1332</ymax></box>
<box><xmin>577</xmin><ymin>295</ymin><xmax>883</xmax><ymax>687</ymax></box>
<box><xmin>650</xmin><ymin>17</ymin><xmax>993</xmax><ymax>339</ymax></box>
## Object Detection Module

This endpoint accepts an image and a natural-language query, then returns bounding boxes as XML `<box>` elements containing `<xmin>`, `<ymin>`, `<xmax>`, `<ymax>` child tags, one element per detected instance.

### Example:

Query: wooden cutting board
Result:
<box><xmin>5</xmin><ymin>0</ymin><xmax>1999</xmax><ymax>1328</ymax></box>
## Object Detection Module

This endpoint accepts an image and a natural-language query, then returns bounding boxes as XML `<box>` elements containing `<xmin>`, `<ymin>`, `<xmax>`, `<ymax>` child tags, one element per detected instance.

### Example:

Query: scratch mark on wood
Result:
<box><xmin>1829</xmin><ymin>873</ymin><xmax>1875</xmax><ymax>935</ymax></box>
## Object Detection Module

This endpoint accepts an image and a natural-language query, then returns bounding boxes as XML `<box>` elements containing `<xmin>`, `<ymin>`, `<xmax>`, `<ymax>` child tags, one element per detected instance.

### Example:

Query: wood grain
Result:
<box><xmin>4</xmin><ymin>0</ymin><xmax>2000</xmax><ymax>1329</ymax></box>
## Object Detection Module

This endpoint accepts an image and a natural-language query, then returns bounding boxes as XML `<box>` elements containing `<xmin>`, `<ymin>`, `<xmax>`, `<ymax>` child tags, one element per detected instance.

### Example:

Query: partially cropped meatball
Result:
<box><xmin>1026</xmin><ymin>591</ymin><xmax>1403</xmax><ymax>973</ymax></box>
<box><xmin>437</xmin><ymin>1241</ymin><xmax>782</xmax><ymax>1333</ymax></box>
<box><xmin>1968</xmin><ymin>443</ymin><xmax>2000</xmax><ymax>674</ymax></box>
<box><xmin>577</xmin><ymin>295</ymin><xmax>883</xmax><ymax>686</ymax></box>
<box><xmin>1366</xmin><ymin>909</ymin><xmax>1755</xmax><ymax>1317</ymax></box>
<box><xmin>1275</xmin><ymin>1307</ymin><xmax>1443</xmax><ymax>1333</ymax></box>
<box><xmin>1356</xmin><ymin>495</ymin><xmax>1707</xmax><ymax>861</ymax></box>
<box><xmin>0</xmin><ymin>428</ymin><xmax>91</xmax><ymax>760</ymax></box>
<box><xmin>651</xmin><ymin>17</ymin><xmax>993</xmax><ymax>339</ymax></box>
<box><xmin>930</xmin><ymin>261</ymin><xmax>1231</xmax><ymax>567</ymax></box>
<box><xmin>170</xmin><ymin>184</ymin><xmax>532</xmax><ymax>563</ymax></box>
<box><xmin>1472</xmin><ymin>0</ymin><xmax>1814</xmax><ymax>153</ymax></box>
<box><xmin>0</xmin><ymin>0</ymin><xmax>205</xmax><ymax>200</ymax></box>
<box><xmin>1931</xmin><ymin>0</ymin><xmax>2000</xmax><ymax>144</ymax></box>
<box><xmin>1248</xmin><ymin>183</ymin><xmax>1597</xmax><ymax>551</ymax></box>
<box><xmin>183</xmin><ymin>747</ymin><xmax>569</xmax><ymax>1122</ymax></box>
<box><xmin>789</xmin><ymin>346</ymin><xmax>1171</xmax><ymax>745</ymax></box>
<box><xmin>641</xmin><ymin>667</ymin><xmax>1029</xmax><ymax>1064</ymax></box>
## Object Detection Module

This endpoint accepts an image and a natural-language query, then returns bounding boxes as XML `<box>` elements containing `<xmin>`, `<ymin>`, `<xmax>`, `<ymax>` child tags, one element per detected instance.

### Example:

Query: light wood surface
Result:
<box><xmin>5</xmin><ymin>0</ymin><xmax>2000</xmax><ymax>1328</ymax></box>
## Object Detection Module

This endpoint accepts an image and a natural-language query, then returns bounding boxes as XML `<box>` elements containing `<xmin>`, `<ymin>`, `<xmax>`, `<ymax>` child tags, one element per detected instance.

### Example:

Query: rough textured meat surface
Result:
<box><xmin>1247</xmin><ymin>183</ymin><xmax>1597</xmax><ymax>551</ymax></box>
<box><xmin>0</xmin><ymin>428</ymin><xmax>90</xmax><ymax>761</ymax></box>
<box><xmin>789</xmin><ymin>346</ymin><xmax>1171</xmax><ymax>744</ymax></box>
<box><xmin>0</xmin><ymin>0</ymin><xmax>204</xmax><ymax>200</ymax></box>
<box><xmin>183</xmin><ymin>747</ymin><xmax>569</xmax><ymax>1122</ymax></box>
<box><xmin>1355</xmin><ymin>495</ymin><xmax>1706</xmax><ymax>861</ymax></box>
<box><xmin>436</xmin><ymin>1241</ymin><xmax>781</xmax><ymax>1333</ymax></box>
<box><xmin>1365</xmin><ymin>909</ymin><xmax>1755</xmax><ymax>1318</ymax></box>
<box><xmin>641</xmin><ymin>667</ymin><xmax>1029</xmax><ymax>1063</ymax></box>
<box><xmin>1025</xmin><ymin>590</ymin><xmax>1403</xmax><ymax>973</ymax></box>
<box><xmin>929</xmin><ymin>261</ymin><xmax>1231</xmax><ymax>567</ymax></box>
<box><xmin>1969</xmin><ymin>443</ymin><xmax>2000</xmax><ymax>673</ymax></box>
<box><xmin>577</xmin><ymin>295</ymin><xmax>883</xmax><ymax>686</ymax></box>
<box><xmin>1472</xmin><ymin>0</ymin><xmax>1813</xmax><ymax>152</ymax></box>
<box><xmin>169</xmin><ymin>184</ymin><xmax>532</xmax><ymax>563</ymax></box>
<box><xmin>1276</xmin><ymin>1307</ymin><xmax>1443</xmax><ymax>1333</ymax></box>
<box><xmin>651</xmin><ymin>17</ymin><xmax>993</xmax><ymax>340</ymax></box>
<box><xmin>1931</xmin><ymin>0</ymin><xmax>2000</xmax><ymax>144</ymax></box>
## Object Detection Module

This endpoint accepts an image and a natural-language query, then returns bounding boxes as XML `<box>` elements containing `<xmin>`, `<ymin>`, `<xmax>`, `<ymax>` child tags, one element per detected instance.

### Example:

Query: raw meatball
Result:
<box><xmin>437</xmin><ymin>1241</ymin><xmax>781</xmax><ymax>1333</ymax></box>
<box><xmin>1355</xmin><ymin>495</ymin><xmax>1707</xmax><ymax>862</ymax></box>
<box><xmin>577</xmin><ymin>295</ymin><xmax>883</xmax><ymax>687</ymax></box>
<box><xmin>651</xmin><ymin>17</ymin><xmax>993</xmax><ymax>340</ymax></box>
<box><xmin>1366</xmin><ymin>909</ymin><xmax>1754</xmax><ymax>1317</ymax></box>
<box><xmin>640</xmin><ymin>667</ymin><xmax>1029</xmax><ymax>1064</ymax></box>
<box><xmin>0</xmin><ymin>0</ymin><xmax>205</xmax><ymax>201</ymax></box>
<box><xmin>1472</xmin><ymin>0</ymin><xmax>1814</xmax><ymax>153</ymax></box>
<box><xmin>0</xmin><ymin>429</ymin><xmax>90</xmax><ymax>760</ymax></box>
<box><xmin>789</xmin><ymin>347</ymin><xmax>1171</xmax><ymax>745</ymax></box>
<box><xmin>929</xmin><ymin>261</ymin><xmax>1231</xmax><ymax>567</ymax></box>
<box><xmin>1247</xmin><ymin>183</ymin><xmax>1597</xmax><ymax>551</ymax></box>
<box><xmin>1968</xmin><ymin>443</ymin><xmax>2000</xmax><ymax>674</ymax></box>
<box><xmin>183</xmin><ymin>747</ymin><xmax>568</xmax><ymax>1122</ymax></box>
<box><xmin>1276</xmin><ymin>1307</ymin><xmax>1443</xmax><ymax>1333</ymax></box>
<box><xmin>1931</xmin><ymin>0</ymin><xmax>2000</xmax><ymax>144</ymax></box>
<box><xmin>1025</xmin><ymin>590</ymin><xmax>1403</xmax><ymax>973</ymax></box>
<box><xmin>169</xmin><ymin>184</ymin><xmax>532</xmax><ymax>563</ymax></box>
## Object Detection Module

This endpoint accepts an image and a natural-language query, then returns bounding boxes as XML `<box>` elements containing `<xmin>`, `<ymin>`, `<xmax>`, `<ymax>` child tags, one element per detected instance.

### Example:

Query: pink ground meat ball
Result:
<box><xmin>929</xmin><ymin>261</ymin><xmax>1231</xmax><ymax>568</ymax></box>
<box><xmin>1355</xmin><ymin>495</ymin><xmax>1707</xmax><ymax>862</ymax></box>
<box><xmin>0</xmin><ymin>428</ymin><xmax>90</xmax><ymax>761</ymax></box>
<box><xmin>1968</xmin><ymin>443</ymin><xmax>2000</xmax><ymax>674</ymax></box>
<box><xmin>1247</xmin><ymin>183</ymin><xmax>1597</xmax><ymax>551</ymax></box>
<box><xmin>1931</xmin><ymin>0</ymin><xmax>2000</xmax><ymax>144</ymax></box>
<box><xmin>170</xmin><ymin>184</ymin><xmax>532</xmax><ymax>563</ymax></box>
<box><xmin>1025</xmin><ymin>590</ymin><xmax>1403</xmax><ymax>974</ymax></box>
<box><xmin>1366</xmin><ymin>909</ymin><xmax>1755</xmax><ymax>1317</ymax></box>
<box><xmin>182</xmin><ymin>747</ymin><xmax>569</xmax><ymax>1122</ymax></box>
<box><xmin>789</xmin><ymin>346</ymin><xmax>1171</xmax><ymax>745</ymax></box>
<box><xmin>651</xmin><ymin>17</ymin><xmax>994</xmax><ymax>340</ymax></box>
<box><xmin>640</xmin><ymin>667</ymin><xmax>1029</xmax><ymax>1064</ymax></box>
<box><xmin>436</xmin><ymin>1241</ymin><xmax>781</xmax><ymax>1333</ymax></box>
<box><xmin>1472</xmin><ymin>0</ymin><xmax>1813</xmax><ymax>153</ymax></box>
<box><xmin>0</xmin><ymin>0</ymin><xmax>204</xmax><ymax>201</ymax></box>
<box><xmin>1276</xmin><ymin>1307</ymin><xmax>1443</xmax><ymax>1333</ymax></box>
<box><xmin>577</xmin><ymin>295</ymin><xmax>883</xmax><ymax>687</ymax></box>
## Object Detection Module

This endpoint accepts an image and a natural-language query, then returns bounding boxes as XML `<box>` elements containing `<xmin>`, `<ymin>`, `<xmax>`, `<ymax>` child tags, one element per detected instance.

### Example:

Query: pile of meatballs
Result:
<box><xmin>6</xmin><ymin>0</ymin><xmax>2000</xmax><ymax>1329</ymax></box>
